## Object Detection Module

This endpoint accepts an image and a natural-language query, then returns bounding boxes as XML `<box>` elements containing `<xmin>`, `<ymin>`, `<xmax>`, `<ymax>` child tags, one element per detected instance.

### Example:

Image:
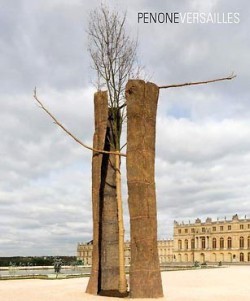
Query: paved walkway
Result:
<box><xmin>0</xmin><ymin>266</ymin><xmax>249</xmax><ymax>301</ymax></box>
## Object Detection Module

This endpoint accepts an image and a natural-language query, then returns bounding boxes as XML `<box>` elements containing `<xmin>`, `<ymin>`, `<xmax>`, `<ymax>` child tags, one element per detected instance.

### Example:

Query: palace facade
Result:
<box><xmin>77</xmin><ymin>214</ymin><xmax>250</xmax><ymax>265</ymax></box>
<box><xmin>77</xmin><ymin>239</ymin><xmax>174</xmax><ymax>266</ymax></box>
<box><xmin>174</xmin><ymin>214</ymin><xmax>250</xmax><ymax>263</ymax></box>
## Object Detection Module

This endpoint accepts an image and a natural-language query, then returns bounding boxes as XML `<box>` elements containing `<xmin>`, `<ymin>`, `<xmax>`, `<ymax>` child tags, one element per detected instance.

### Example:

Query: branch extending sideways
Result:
<box><xmin>33</xmin><ymin>88</ymin><xmax>126</xmax><ymax>157</ymax></box>
<box><xmin>159</xmin><ymin>73</ymin><xmax>236</xmax><ymax>89</ymax></box>
<box><xmin>119</xmin><ymin>73</ymin><xmax>237</xmax><ymax>110</ymax></box>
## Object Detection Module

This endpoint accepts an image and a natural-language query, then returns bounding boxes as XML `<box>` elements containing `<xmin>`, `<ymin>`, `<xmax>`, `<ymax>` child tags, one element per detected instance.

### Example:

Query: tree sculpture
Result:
<box><xmin>126</xmin><ymin>80</ymin><xmax>163</xmax><ymax>297</ymax></box>
<box><xmin>33</xmin><ymin>4</ymin><xmax>236</xmax><ymax>298</ymax></box>
<box><xmin>86</xmin><ymin>91</ymin><xmax>126</xmax><ymax>296</ymax></box>
<box><xmin>34</xmin><ymin>73</ymin><xmax>235</xmax><ymax>298</ymax></box>
<box><xmin>86</xmin><ymin>5</ymin><xmax>137</xmax><ymax>296</ymax></box>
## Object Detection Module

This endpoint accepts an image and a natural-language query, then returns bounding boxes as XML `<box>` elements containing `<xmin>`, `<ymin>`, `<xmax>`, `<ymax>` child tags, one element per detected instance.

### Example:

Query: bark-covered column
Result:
<box><xmin>99</xmin><ymin>109</ymin><xmax>120</xmax><ymax>295</ymax></box>
<box><xmin>86</xmin><ymin>91</ymin><xmax>120</xmax><ymax>295</ymax></box>
<box><xmin>86</xmin><ymin>91</ymin><xmax>108</xmax><ymax>294</ymax></box>
<box><xmin>126</xmin><ymin>80</ymin><xmax>163</xmax><ymax>298</ymax></box>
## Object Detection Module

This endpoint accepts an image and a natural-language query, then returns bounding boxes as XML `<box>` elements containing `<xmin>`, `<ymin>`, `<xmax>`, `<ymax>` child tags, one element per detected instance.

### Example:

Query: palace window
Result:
<box><xmin>248</xmin><ymin>224</ymin><xmax>250</xmax><ymax>229</ymax></box>
<box><xmin>248</xmin><ymin>236</ymin><xmax>250</xmax><ymax>248</ymax></box>
<box><xmin>212</xmin><ymin>226</ymin><xmax>216</xmax><ymax>231</ymax></box>
<box><xmin>191</xmin><ymin>238</ymin><xmax>195</xmax><ymax>249</ymax></box>
<box><xmin>240</xmin><ymin>252</ymin><xmax>244</xmax><ymax>262</ymax></box>
<box><xmin>228</xmin><ymin>225</ymin><xmax>231</xmax><ymax>230</ymax></box>
<box><xmin>248</xmin><ymin>253</ymin><xmax>250</xmax><ymax>262</ymax></box>
<box><xmin>202</xmin><ymin>227</ymin><xmax>205</xmax><ymax>233</ymax></box>
<box><xmin>220</xmin><ymin>237</ymin><xmax>224</xmax><ymax>249</ymax></box>
<box><xmin>201</xmin><ymin>237</ymin><xmax>206</xmax><ymax>249</ymax></box>
<box><xmin>240</xmin><ymin>236</ymin><xmax>244</xmax><ymax>249</ymax></box>
<box><xmin>185</xmin><ymin>239</ymin><xmax>188</xmax><ymax>249</ymax></box>
<box><xmin>178</xmin><ymin>229</ymin><xmax>181</xmax><ymax>234</ymax></box>
<box><xmin>191</xmin><ymin>228</ymin><xmax>195</xmax><ymax>233</ymax></box>
<box><xmin>240</xmin><ymin>225</ymin><xmax>244</xmax><ymax>230</ymax></box>
<box><xmin>220</xmin><ymin>226</ymin><xmax>224</xmax><ymax>231</ymax></box>
<box><xmin>227</xmin><ymin>237</ymin><xmax>232</xmax><ymax>249</ymax></box>
<box><xmin>185</xmin><ymin>229</ymin><xmax>188</xmax><ymax>233</ymax></box>
<box><xmin>212</xmin><ymin>238</ymin><xmax>217</xmax><ymax>249</ymax></box>
<box><xmin>178</xmin><ymin>240</ymin><xmax>182</xmax><ymax>250</ymax></box>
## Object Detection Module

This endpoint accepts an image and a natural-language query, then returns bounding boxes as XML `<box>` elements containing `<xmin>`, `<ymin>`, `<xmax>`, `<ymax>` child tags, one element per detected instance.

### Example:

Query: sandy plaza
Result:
<box><xmin>1</xmin><ymin>266</ymin><xmax>250</xmax><ymax>301</ymax></box>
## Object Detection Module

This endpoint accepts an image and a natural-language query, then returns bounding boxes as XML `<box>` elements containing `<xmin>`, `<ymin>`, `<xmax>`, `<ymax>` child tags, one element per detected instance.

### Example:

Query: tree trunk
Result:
<box><xmin>86</xmin><ymin>91</ymin><xmax>127</xmax><ymax>297</ymax></box>
<box><xmin>86</xmin><ymin>91</ymin><xmax>108</xmax><ymax>295</ymax></box>
<box><xmin>126</xmin><ymin>80</ymin><xmax>163</xmax><ymax>298</ymax></box>
<box><xmin>99</xmin><ymin>110</ymin><xmax>120</xmax><ymax>295</ymax></box>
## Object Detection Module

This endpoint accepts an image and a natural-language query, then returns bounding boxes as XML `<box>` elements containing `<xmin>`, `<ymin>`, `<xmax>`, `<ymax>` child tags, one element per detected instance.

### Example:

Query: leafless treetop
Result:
<box><xmin>88</xmin><ymin>4</ymin><xmax>137</xmax><ymax>110</ymax></box>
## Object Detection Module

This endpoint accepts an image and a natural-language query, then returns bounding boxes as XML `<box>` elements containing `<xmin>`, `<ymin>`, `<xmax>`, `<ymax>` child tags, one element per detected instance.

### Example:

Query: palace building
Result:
<box><xmin>173</xmin><ymin>214</ymin><xmax>250</xmax><ymax>263</ymax></box>
<box><xmin>77</xmin><ymin>239</ymin><xmax>174</xmax><ymax>266</ymax></box>
<box><xmin>77</xmin><ymin>214</ymin><xmax>250</xmax><ymax>265</ymax></box>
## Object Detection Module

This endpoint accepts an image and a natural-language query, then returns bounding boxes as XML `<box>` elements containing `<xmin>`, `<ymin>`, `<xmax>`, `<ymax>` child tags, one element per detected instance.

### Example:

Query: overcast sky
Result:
<box><xmin>1</xmin><ymin>0</ymin><xmax>250</xmax><ymax>256</ymax></box>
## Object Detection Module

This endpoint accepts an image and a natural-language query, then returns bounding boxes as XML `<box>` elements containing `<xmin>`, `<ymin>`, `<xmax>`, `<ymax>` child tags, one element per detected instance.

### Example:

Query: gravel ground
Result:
<box><xmin>0</xmin><ymin>266</ymin><xmax>250</xmax><ymax>301</ymax></box>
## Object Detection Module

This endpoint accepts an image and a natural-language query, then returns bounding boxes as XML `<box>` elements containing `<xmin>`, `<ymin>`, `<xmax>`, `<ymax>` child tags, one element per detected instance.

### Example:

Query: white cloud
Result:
<box><xmin>155</xmin><ymin>117</ymin><xmax>250</xmax><ymax>235</ymax></box>
<box><xmin>0</xmin><ymin>0</ymin><xmax>249</xmax><ymax>255</ymax></box>
<box><xmin>157</xmin><ymin>118</ymin><xmax>250</xmax><ymax>163</ymax></box>
<box><xmin>190</xmin><ymin>0</ymin><xmax>219</xmax><ymax>12</ymax></box>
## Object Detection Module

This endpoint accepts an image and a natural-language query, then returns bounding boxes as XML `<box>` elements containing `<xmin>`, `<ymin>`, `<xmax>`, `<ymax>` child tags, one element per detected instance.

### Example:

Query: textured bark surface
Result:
<box><xmin>126</xmin><ymin>80</ymin><xmax>163</xmax><ymax>298</ymax></box>
<box><xmin>99</xmin><ymin>110</ymin><xmax>120</xmax><ymax>294</ymax></box>
<box><xmin>86</xmin><ymin>91</ymin><xmax>108</xmax><ymax>295</ymax></box>
<box><xmin>86</xmin><ymin>92</ymin><xmax>121</xmax><ymax>296</ymax></box>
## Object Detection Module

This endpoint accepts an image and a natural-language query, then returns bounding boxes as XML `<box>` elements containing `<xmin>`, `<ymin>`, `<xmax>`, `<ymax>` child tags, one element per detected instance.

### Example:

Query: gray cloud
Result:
<box><xmin>0</xmin><ymin>0</ymin><xmax>249</xmax><ymax>256</ymax></box>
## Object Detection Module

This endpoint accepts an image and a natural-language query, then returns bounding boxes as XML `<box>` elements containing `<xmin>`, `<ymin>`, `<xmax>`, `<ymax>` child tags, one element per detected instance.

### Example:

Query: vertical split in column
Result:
<box><xmin>86</xmin><ymin>91</ymin><xmax>108</xmax><ymax>295</ymax></box>
<box><xmin>86</xmin><ymin>91</ymin><xmax>120</xmax><ymax>295</ymax></box>
<box><xmin>126</xmin><ymin>80</ymin><xmax>163</xmax><ymax>298</ymax></box>
<box><xmin>99</xmin><ymin>108</ymin><xmax>120</xmax><ymax>295</ymax></box>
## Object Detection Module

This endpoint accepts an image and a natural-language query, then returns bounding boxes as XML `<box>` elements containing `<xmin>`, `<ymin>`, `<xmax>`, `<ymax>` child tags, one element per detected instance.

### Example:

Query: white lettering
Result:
<box><xmin>234</xmin><ymin>12</ymin><xmax>240</xmax><ymax>24</ymax></box>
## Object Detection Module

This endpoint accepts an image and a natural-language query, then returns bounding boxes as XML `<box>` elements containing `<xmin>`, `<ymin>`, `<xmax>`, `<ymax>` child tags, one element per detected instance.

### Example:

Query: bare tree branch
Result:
<box><xmin>88</xmin><ymin>4</ymin><xmax>138</xmax><ymax>149</ymax></box>
<box><xmin>159</xmin><ymin>73</ymin><xmax>236</xmax><ymax>89</ymax></box>
<box><xmin>119</xmin><ymin>73</ymin><xmax>237</xmax><ymax>110</ymax></box>
<box><xmin>33</xmin><ymin>88</ymin><xmax>126</xmax><ymax>157</ymax></box>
